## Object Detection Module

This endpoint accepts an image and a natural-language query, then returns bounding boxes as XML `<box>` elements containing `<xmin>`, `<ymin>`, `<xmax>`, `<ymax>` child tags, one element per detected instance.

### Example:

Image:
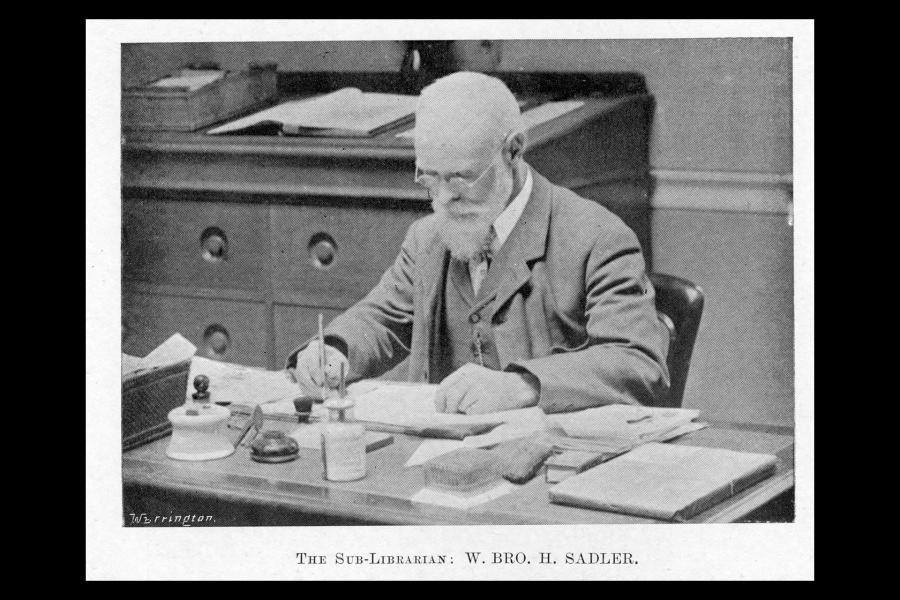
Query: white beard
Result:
<box><xmin>430</xmin><ymin>169</ymin><xmax>514</xmax><ymax>261</ymax></box>
<box><xmin>433</xmin><ymin>211</ymin><xmax>493</xmax><ymax>261</ymax></box>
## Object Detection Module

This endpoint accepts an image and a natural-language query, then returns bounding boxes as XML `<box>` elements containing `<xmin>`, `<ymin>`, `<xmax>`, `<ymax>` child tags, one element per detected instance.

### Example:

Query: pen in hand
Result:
<box><xmin>318</xmin><ymin>312</ymin><xmax>328</xmax><ymax>394</ymax></box>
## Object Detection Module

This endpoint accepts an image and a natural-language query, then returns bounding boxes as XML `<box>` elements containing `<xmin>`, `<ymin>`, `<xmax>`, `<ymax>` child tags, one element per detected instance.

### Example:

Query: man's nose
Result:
<box><xmin>432</xmin><ymin>185</ymin><xmax>460</xmax><ymax>205</ymax></box>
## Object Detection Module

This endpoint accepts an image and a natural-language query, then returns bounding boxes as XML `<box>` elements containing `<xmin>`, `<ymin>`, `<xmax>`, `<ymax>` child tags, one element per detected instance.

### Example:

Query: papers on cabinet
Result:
<box><xmin>122</xmin><ymin>333</ymin><xmax>196</xmax><ymax>377</ymax></box>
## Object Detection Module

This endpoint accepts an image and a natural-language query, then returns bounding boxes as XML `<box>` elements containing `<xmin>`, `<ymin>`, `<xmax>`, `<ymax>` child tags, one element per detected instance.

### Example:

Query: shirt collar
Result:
<box><xmin>490</xmin><ymin>165</ymin><xmax>533</xmax><ymax>254</ymax></box>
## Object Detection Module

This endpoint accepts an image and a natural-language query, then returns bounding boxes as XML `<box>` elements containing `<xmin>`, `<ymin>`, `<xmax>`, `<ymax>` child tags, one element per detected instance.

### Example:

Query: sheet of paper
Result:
<box><xmin>405</xmin><ymin>408</ymin><xmax>548</xmax><ymax>467</ymax></box>
<box><xmin>187</xmin><ymin>356</ymin><xmax>299</xmax><ymax>406</ymax></box>
<box><xmin>122</xmin><ymin>354</ymin><xmax>146</xmax><ymax>376</ymax></box>
<box><xmin>151</xmin><ymin>71</ymin><xmax>224</xmax><ymax>91</ymax></box>
<box><xmin>405</xmin><ymin>440</ymin><xmax>465</xmax><ymax>467</ymax></box>
<box><xmin>462</xmin><ymin>407</ymin><xmax>548</xmax><ymax>448</ymax></box>
<box><xmin>346</xmin><ymin>381</ymin><xmax>544</xmax><ymax>429</ymax></box>
<box><xmin>261</xmin><ymin>398</ymin><xmax>299</xmax><ymax>416</ymax></box>
<box><xmin>207</xmin><ymin>88</ymin><xmax>418</xmax><ymax>135</ymax></box>
<box><xmin>122</xmin><ymin>333</ymin><xmax>196</xmax><ymax>377</ymax></box>
<box><xmin>348</xmin><ymin>381</ymin><xmax>439</xmax><ymax>425</ymax></box>
<box><xmin>144</xmin><ymin>333</ymin><xmax>197</xmax><ymax>367</ymax></box>
<box><xmin>410</xmin><ymin>481</ymin><xmax>515</xmax><ymax>510</ymax></box>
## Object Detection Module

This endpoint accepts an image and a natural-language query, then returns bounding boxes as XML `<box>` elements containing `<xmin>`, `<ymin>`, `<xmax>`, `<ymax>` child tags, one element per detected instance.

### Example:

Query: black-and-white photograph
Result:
<box><xmin>87</xmin><ymin>20</ymin><xmax>813</xmax><ymax>580</ymax></box>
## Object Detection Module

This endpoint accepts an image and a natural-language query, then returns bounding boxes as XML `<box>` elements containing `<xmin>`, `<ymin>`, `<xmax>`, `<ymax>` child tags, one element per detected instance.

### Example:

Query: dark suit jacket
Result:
<box><xmin>289</xmin><ymin>168</ymin><xmax>670</xmax><ymax>412</ymax></box>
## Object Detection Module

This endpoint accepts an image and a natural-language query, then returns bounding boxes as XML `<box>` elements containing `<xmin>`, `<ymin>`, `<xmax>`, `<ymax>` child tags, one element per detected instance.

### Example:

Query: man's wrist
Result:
<box><xmin>322</xmin><ymin>335</ymin><xmax>349</xmax><ymax>359</ymax></box>
<box><xmin>510</xmin><ymin>371</ymin><xmax>540</xmax><ymax>406</ymax></box>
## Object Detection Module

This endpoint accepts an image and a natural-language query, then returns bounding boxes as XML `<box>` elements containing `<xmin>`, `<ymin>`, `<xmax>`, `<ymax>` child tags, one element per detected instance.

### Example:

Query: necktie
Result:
<box><xmin>470</xmin><ymin>227</ymin><xmax>496</xmax><ymax>296</ymax></box>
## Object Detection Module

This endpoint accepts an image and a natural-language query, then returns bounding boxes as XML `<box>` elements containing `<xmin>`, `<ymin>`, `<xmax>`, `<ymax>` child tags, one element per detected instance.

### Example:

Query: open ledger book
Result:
<box><xmin>206</xmin><ymin>87</ymin><xmax>418</xmax><ymax>137</ymax></box>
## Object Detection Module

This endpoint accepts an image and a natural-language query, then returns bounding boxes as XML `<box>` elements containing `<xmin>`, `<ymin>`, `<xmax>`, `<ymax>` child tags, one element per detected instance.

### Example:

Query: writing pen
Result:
<box><xmin>318</xmin><ymin>312</ymin><xmax>327</xmax><ymax>395</ymax></box>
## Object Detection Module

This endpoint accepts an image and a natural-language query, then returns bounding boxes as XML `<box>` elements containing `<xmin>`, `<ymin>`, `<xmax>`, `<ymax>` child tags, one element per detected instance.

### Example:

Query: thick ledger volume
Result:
<box><xmin>548</xmin><ymin>443</ymin><xmax>778</xmax><ymax>521</ymax></box>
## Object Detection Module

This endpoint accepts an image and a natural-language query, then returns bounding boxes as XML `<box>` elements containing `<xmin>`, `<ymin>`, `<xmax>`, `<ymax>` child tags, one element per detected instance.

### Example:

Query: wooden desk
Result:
<box><xmin>122</xmin><ymin>419</ymin><xmax>794</xmax><ymax>526</ymax></box>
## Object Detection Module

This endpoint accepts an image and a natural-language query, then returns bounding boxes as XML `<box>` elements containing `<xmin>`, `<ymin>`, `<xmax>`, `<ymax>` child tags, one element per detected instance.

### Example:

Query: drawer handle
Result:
<box><xmin>200</xmin><ymin>227</ymin><xmax>228</xmax><ymax>263</ymax></box>
<box><xmin>203</xmin><ymin>324</ymin><xmax>230</xmax><ymax>358</ymax></box>
<box><xmin>308</xmin><ymin>232</ymin><xmax>338</xmax><ymax>270</ymax></box>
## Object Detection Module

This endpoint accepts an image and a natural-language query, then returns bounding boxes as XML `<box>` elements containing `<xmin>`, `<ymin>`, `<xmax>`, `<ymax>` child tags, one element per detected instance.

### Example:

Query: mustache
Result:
<box><xmin>431</xmin><ymin>201</ymin><xmax>491</xmax><ymax>220</ymax></box>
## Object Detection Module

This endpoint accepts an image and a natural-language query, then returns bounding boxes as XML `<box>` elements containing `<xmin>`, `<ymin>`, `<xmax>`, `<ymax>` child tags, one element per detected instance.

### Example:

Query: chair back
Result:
<box><xmin>648</xmin><ymin>273</ymin><xmax>705</xmax><ymax>408</ymax></box>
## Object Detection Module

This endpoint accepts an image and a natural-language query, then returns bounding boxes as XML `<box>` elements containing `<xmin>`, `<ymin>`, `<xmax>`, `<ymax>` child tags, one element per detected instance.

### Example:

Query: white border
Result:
<box><xmin>86</xmin><ymin>19</ymin><xmax>813</xmax><ymax>580</ymax></box>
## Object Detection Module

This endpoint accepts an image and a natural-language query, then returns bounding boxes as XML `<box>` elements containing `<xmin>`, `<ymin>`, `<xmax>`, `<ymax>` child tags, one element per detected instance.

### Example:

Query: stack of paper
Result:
<box><xmin>547</xmin><ymin>404</ymin><xmax>706</xmax><ymax>454</ymax></box>
<box><xmin>122</xmin><ymin>333</ymin><xmax>196</xmax><ymax>377</ymax></box>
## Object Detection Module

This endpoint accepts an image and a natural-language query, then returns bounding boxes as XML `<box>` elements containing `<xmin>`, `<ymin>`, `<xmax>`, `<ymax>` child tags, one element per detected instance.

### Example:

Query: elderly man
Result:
<box><xmin>288</xmin><ymin>72</ymin><xmax>670</xmax><ymax>414</ymax></box>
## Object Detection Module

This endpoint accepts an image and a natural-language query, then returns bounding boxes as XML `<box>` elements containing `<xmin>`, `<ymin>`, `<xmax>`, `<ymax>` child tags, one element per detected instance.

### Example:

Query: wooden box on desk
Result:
<box><xmin>122</xmin><ymin>358</ymin><xmax>191</xmax><ymax>451</ymax></box>
<box><xmin>122</xmin><ymin>63</ymin><xmax>277</xmax><ymax>132</ymax></box>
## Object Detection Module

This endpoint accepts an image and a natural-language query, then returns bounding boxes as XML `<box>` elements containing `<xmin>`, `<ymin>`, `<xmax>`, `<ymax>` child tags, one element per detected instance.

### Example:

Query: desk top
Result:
<box><xmin>122</xmin><ymin>418</ymin><xmax>793</xmax><ymax>526</ymax></box>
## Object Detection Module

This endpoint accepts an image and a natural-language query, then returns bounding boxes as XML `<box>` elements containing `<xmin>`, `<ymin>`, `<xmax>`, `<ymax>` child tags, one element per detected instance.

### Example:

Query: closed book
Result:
<box><xmin>548</xmin><ymin>443</ymin><xmax>778</xmax><ymax>521</ymax></box>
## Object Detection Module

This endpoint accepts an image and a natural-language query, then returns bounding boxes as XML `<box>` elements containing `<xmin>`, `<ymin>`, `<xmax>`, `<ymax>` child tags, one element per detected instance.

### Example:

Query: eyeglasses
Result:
<box><xmin>414</xmin><ymin>156</ymin><xmax>498</xmax><ymax>195</ymax></box>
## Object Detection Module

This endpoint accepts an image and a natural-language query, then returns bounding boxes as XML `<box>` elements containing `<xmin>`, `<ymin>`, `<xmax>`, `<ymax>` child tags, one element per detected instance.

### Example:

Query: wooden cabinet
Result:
<box><xmin>122</xmin><ymin>71</ymin><xmax>653</xmax><ymax>371</ymax></box>
<box><xmin>122</xmin><ymin>292</ymin><xmax>269</xmax><ymax>367</ymax></box>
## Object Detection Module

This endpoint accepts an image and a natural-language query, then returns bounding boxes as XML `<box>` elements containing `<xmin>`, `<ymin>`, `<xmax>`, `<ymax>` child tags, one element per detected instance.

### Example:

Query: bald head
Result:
<box><xmin>415</xmin><ymin>72</ymin><xmax>524</xmax><ymax>155</ymax></box>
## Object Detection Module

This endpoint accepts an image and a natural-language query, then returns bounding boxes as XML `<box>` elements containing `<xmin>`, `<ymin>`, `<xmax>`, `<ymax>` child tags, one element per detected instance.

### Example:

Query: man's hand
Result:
<box><xmin>287</xmin><ymin>341</ymin><xmax>350</xmax><ymax>400</ymax></box>
<box><xmin>434</xmin><ymin>363</ymin><xmax>540</xmax><ymax>414</ymax></box>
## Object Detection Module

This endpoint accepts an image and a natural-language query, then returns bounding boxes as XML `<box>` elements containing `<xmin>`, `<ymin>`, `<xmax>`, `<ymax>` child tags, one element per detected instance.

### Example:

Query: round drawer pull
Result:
<box><xmin>200</xmin><ymin>227</ymin><xmax>228</xmax><ymax>263</ymax></box>
<box><xmin>308</xmin><ymin>232</ymin><xmax>338</xmax><ymax>270</ymax></box>
<box><xmin>203</xmin><ymin>324</ymin><xmax>230</xmax><ymax>358</ymax></box>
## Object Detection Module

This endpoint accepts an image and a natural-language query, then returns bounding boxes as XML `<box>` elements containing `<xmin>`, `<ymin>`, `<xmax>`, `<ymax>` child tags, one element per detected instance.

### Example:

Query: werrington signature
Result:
<box><xmin>128</xmin><ymin>512</ymin><xmax>215</xmax><ymax>526</ymax></box>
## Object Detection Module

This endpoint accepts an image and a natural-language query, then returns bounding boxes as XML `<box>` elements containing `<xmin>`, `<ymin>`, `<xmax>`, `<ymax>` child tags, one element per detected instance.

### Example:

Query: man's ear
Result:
<box><xmin>503</xmin><ymin>131</ymin><xmax>528</xmax><ymax>163</ymax></box>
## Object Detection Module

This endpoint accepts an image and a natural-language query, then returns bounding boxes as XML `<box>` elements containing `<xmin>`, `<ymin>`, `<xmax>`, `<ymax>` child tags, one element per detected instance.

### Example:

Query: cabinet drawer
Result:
<box><xmin>123</xmin><ymin>292</ymin><xmax>269</xmax><ymax>367</ymax></box>
<box><xmin>272</xmin><ymin>204</ymin><xmax>426</xmax><ymax>308</ymax></box>
<box><xmin>122</xmin><ymin>199</ymin><xmax>269</xmax><ymax>291</ymax></box>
